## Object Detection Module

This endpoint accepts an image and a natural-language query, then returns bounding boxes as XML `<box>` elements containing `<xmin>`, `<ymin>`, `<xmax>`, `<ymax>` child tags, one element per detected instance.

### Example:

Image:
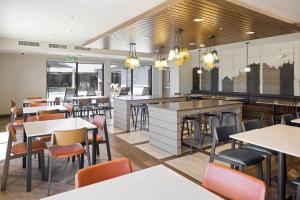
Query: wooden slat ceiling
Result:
<box><xmin>87</xmin><ymin>0</ymin><xmax>300</xmax><ymax>53</ymax></box>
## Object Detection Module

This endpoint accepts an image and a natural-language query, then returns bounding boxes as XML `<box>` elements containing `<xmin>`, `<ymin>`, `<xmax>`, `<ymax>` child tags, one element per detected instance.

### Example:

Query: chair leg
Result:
<box><xmin>106</xmin><ymin>140</ymin><xmax>112</xmax><ymax>161</ymax></box>
<box><xmin>38</xmin><ymin>153</ymin><xmax>41</xmax><ymax>169</ymax></box>
<box><xmin>96</xmin><ymin>145</ymin><xmax>100</xmax><ymax>156</ymax></box>
<box><xmin>39</xmin><ymin>152</ymin><xmax>46</xmax><ymax>181</ymax></box>
<box><xmin>1</xmin><ymin>154</ymin><xmax>11</xmax><ymax>191</ymax></box>
<box><xmin>77</xmin><ymin>155</ymin><xmax>81</xmax><ymax>169</ymax></box>
<box><xmin>47</xmin><ymin>156</ymin><xmax>53</xmax><ymax>196</ymax></box>
<box><xmin>181</xmin><ymin>118</ymin><xmax>185</xmax><ymax>143</ymax></box>
<box><xmin>80</xmin><ymin>154</ymin><xmax>84</xmax><ymax>168</ymax></box>
<box><xmin>265</xmin><ymin>154</ymin><xmax>272</xmax><ymax>186</ymax></box>
<box><xmin>257</xmin><ymin>162</ymin><xmax>263</xmax><ymax>180</ymax></box>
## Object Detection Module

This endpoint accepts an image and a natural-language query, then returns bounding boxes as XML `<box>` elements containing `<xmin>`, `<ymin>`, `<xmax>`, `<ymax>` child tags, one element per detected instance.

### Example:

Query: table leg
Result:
<box><xmin>273</xmin><ymin>104</ymin><xmax>276</xmax><ymax>125</ymax></box>
<box><xmin>278</xmin><ymin>152</ymin><xmax>286</xmax><ymax>200</ymax></box>
<box><xmin>92</xmin><ymin>129</ymin><xmax>97</xmax><ymax>165</ymax></box>
<box><xmin>26</xmin><ymin>137</ymin><xmax>32</xmax><ymax>192</ymax></box>
<box><xmin>23</xmin><ymin>113</ymin><xmax>27</xmax><ymax>168</ymax></box>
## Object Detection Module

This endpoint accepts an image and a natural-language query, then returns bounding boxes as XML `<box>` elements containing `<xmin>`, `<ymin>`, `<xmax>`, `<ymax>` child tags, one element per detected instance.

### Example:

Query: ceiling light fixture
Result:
<box><xmin>199</xmin><ymin>44</ymin><xmax>206</xmax><ymax>48</ymax></box>
<box><xmin>168</xmin><ymin>28</ymin><xmax>190</xmax><ymax>66</ymax></box>
<box><xmin>154</xmin><ymin>47</ymin><xmax>168</xmax><ymax>71</ymax></box>
<box><xmin>244</xmin><ymin>42</ymin><xmax>251</xmax><ymax>72</ymax></box>
<box><xmin>201</xmin><ymin>35</ymin><xmax>219</xmax><ymax>69</ymax></box>
<box><xmin>246</xmin><ymin>31</ymin><xmax>255</xmax><ymax>35</ymax></box>
<box><xmin>125</xmin><ymin>42</ymin><xmax>140</xmax><ymax>70</ymax></box>
<box><xmin>193</xmin><ymin>18</ymin><xmax>204</xmax><ymax>22</ymax></box>
<box><xmin>197</xmin><ymin>50</ymin><xmax>202</xmax><ymax>74</ymax></box>
<box><xmin>189</xmin><ymin>42</ymin><xmax>196</xmax><ymax>46</ymax></box>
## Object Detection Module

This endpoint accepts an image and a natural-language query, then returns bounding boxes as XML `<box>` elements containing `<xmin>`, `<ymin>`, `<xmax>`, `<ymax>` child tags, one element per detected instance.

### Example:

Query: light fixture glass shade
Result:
<box><xmin>244</xmin><ymin>66</ymin><xmax>251</xmax><ymax>72</ymax></box>
<box><xmin>168</xmin><ymin>29</ymin><xmax>189</xmax><ymax>66</ymax></box>
<box><xmin>125</xmin><ymin>43</ymin><xmax>139</xmax><ymax>69</ymax></box>
<box><xmin>197</xmin><ymin>68</ymin><xmax>202</xmax><ymax>74</ymax></box>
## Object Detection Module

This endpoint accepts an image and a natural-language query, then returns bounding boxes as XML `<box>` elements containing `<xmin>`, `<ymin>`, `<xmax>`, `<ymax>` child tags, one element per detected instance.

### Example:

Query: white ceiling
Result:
<box><xmin>227</xmin><ymin>0</ymin><xmax>300</xmax><ymax>25</ymax></box>
<box><xmin>0</xmin><ymin>0</ymin><xmax>166</xmax><ymax>45</ymax></box>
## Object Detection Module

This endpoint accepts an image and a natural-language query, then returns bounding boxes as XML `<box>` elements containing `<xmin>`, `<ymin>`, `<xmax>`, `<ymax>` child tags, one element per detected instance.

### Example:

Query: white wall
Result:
<box><xmin>0</xmin><ymin>53</ymin><xmax>47</xmax><ymax>115</ymax></box>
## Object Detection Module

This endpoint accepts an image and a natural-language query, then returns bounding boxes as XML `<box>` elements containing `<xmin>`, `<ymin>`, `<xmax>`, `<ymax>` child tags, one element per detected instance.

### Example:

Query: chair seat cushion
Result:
<box><xmin>245</xmin><ymin>144</ymin><xmax>277</xmax><ymax>155</ymax></box>
<box><xmin>49</xmin><ymin>143</ymin><xmax>85</xmax><ymax>158</ymax></box>
<box><xmin>88</xmin><ymin>134</ymin><xmax>103</xmax><ymax>143</ymax></box>
<box><xmin>11</xmin><ymin>140</ymin><xmax>47</xmax><ymax>155</ymax></box>
<box><xmin>219</xmin><ymin>148</ymin><xmax>265</xmax><ymax>166</ymax></box>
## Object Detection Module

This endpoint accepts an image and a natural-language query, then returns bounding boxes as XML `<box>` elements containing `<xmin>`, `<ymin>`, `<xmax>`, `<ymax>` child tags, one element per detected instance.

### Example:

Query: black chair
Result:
<box><xmin>242</xmin><ymin>119</ymin><xmax>277</xmax><ymax>186</ymax></box>
<box><xmin>181</xmin><ymin>116</ymin><xmax>201</xmax><ymax>153</ymax></box>
<box><xmin>210</xmin><ymin>125</ymin><xmax>265</xmax><ymax>179</ymax></box>
<box><xmin>119</xmin><ymin>87</ymin><xmax>130</xmax><ymax>95</ymax></box>
<box><xmin>281</xmin><ymin>114</ymin><xmax>298</xmax><ymax>126</ymax></box>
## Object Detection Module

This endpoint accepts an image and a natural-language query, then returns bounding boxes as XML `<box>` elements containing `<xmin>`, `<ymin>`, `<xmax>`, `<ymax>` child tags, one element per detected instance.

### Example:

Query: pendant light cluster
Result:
<box><xmin>201</xmin><ymin>35</ymin><xmax>219</xmax><ymax>69</ymax></box>
<box><xmin>154</xmin><ymin>47</ymin><xmax>168</xmax><ymax>70</ymax></box>
<box><xmin>168</xmin><ymin>28</ymin><xmax>190</xmax><ymax>66</ymax></box>
<box><xmin>125</xmin><ymin>42</ymin><xmax>140</xmax><ymax>69</ymax></box>
<box><xmin>244</xmin><ymin>42</ymin><xmax>251</xmax><ymax>72</ymax></box>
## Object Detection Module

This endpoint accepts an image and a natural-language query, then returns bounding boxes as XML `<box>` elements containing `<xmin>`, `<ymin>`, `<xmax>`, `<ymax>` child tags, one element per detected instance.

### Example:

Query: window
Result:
<box><xmin>47</xmin><ymin>61</ymin><xmax>104</xmax><ymax>100</ymax></box>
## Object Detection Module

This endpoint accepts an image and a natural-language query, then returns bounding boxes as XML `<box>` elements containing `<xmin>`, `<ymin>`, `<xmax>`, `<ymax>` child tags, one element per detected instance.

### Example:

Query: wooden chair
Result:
<box><xmin>209</xmin><ymin>125</ymin><xmax>265</xmax><ymax>179</ymax></box>
<box><xmin>28</xmin><ymin>101</ymin><xmax>47</xmax><ymax>107</ymax></box>
<box><xmin>63</xmin><ymin>102</ymin><xmax>75</xmax><ymax>117</ymax></box>
<box><xmin>94</xmin><ymin>97</ymin><xmax>113</xmax><ymax>119</ymax></box>
<box><xmin>1</xmin><ymin>123</ymin><xmax>47</xmax><ymax>191</ymax></box>
<box><xmin>38</xmin><ymin>109</ymin><xmax>60</xmax><ymax>115</ymax></box>
<box><xmin>78</xmin><ymin>99</ymin><xmax>92</xmax><ymax>118</ymax></box>
<box><xmin>47</xmin><ymin>127</ymin><xmax>91</xmax><ymax>196</ymax></box>
<box><xmin>202</xmin><ymin>163</ymin><xmax>267</xmax><ymax>200</ymax></box>
<box><xmin>89</xmin><ymin>115</ymin><xmax>112</xmax><ymax>161</ymax></box>
<box><xmin>75</xmin><ymin>158</ymin><xmax>132</xmax><ymax>188</ymax></box>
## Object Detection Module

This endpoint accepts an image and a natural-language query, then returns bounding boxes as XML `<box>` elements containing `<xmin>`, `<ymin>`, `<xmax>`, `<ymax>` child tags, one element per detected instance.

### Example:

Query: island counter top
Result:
<box><xmin>148</xmin><ymin>99</ymin><xmax>243</xmax><ymax>111</ymax></box>
<box><xmin>113</xmin><ymin>95</ymin><xmax>184</xmax><ymax>101</ymax></box>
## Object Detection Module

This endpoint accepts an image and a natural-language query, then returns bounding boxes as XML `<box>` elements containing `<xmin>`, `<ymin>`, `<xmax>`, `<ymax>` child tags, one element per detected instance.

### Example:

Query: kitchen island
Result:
<box><xmin>113</xmin><ymin>95</ymin><xmax>186</xmax><ymax>131</ymax></box>
<box><xmin>148</xmin><ymin>99</ymin><xmax>243</xmax><ymax>155</ymax></box>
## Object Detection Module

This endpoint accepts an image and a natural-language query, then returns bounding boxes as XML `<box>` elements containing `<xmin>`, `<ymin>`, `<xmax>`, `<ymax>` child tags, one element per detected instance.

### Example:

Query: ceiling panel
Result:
<box><xmin>88</xmin><ymin>0</ymin><xmax>300</xmax><ymax>53</ymax></box>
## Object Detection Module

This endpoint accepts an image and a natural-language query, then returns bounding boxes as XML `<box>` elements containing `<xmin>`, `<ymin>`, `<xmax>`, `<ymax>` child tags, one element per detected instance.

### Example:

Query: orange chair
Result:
<box><xmin>47</xmin><ymin>127</ymin><xmax>91</xmax><ymax>195</ymax></box>
<box><xmin>75</xmin><ymin>157</ymin><xmax>132</xmax><ymax>188</ymax></box>
<box><xmin>202</xmin><ymin>163</ymin><xmax>267</xmax><ymax>200</ymax></box>
<box><xmin>28</xmin><ymin>102</ymin><xmax>47</xmax><ymax>107</ymax></box>
<box><xmin>1</xmin><ymin>123</ymin><xmax>47</xmax><ymax>191</ymax></box>
<box><xmin>89</xmin><ymin>115</ymin><xmax>111</xmax><ymax>162</ymax></box>
<box><xmin>36</xmin><ymin>113</ymin><xmax>65</xmax><ymax>142</ymax></box>
<box><xmin>27</xmin><ymin>96</ymin><xmax>42</xmax><ymax>100</ymax></box>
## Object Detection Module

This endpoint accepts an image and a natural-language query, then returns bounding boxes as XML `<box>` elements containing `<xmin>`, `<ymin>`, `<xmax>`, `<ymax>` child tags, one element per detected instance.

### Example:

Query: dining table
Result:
<box><xmin>41</xmin><ymin>165</ymin><xmax>223</xmax><ymax>200</ymax></box>
<box><xmin>23</xmin><ymin>117</ymin><xmax>97</xmax><ymax>192</ymax></box>
<box><xmin>230</xmin><ymin>124</ymin><xmax>300</xmax><ymax>200</ymax></box>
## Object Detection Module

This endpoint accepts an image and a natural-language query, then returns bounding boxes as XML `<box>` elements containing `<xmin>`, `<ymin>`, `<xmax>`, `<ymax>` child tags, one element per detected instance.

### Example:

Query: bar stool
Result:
<box><xmin>220</xmin><ymin>112</ymin><xmax>237</xmax><ymax>131</ymax></box>
<box><xmin>131</xmin><ymin>104</ymin><xmax>148</xmax><ymax>130</ymax></box>
<box><xmin>204</xmin><ymin>113</ymin><xmax>221</xmax><ymax>136</ymax></box>
<box><xmin>181</xmin><ymin>116</ymin><xmax>201</xmax><ymax>153</ymax></box>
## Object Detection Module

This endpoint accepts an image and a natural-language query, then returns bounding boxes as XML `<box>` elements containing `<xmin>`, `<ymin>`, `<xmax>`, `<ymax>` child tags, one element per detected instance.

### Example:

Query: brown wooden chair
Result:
<box><xmin>1</xmin><ymin>123</ymin><xmax>47</xmax><ymax>191</ymax></box>
<box><xmin>94</xmin><ymin>97</ymin><xmax>113</xmax><ymax>119</ymax></box>
<box><xmin>27</xmin><ymin>96</ymin><xmax>42</xmax><ymax>100</ymax></box>
<box><xmin>47</xmin><ymin>127</ymin><xmax>91</xmax><ymax>196</ymax></box>
<box><xmin>38</xmin><ymin>109</ymin><xmax>60</xmax><ymax>115</ymax></box>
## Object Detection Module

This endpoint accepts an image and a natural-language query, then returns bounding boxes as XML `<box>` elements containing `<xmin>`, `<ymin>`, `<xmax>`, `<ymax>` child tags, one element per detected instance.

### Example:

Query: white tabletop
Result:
<box><xmin>71</xmin><ymin>96</ymin><xmax>106</xmax><ymax>100</ymax></box>
<box><xmin>230</xmin><ymin>124</ymin><xmax>300</xmax><ymax>157</ymax></box>
<box><xmin>41</xmin><ymin>165</ymin><xmax>222</xmax><ymax>200</ymax></box>
<box><xmin>23</xmin><ymin>98</ymin><xmax>49</xmax><ymax>104</ymax></box>
<box><xmin>23</xmin><ymin>105</ymin><xmax>67</xmax><ymax>115</ymax></box>
<box><xmin>292</xmin><ymin>118</ymin><xmax>300</xmax><ymax>124</ymax></box>
<box><xmin>23</xmin><ymin>117</ymin><xmax>97</xmax><ymax>138</ymax></box>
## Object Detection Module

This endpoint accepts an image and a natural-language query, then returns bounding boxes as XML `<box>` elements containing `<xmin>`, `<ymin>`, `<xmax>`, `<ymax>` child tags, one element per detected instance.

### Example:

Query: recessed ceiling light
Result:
<box><xmin>193</xmin><ymin>18</ymin><xmax>204</xmax><ymax>22</ymax></box>
<box><xmin>219</xmin><ymin>27</ymin><xmax>223</xmax><ymax>30</ymax></box>
<box><xmin>246</xmin><ymin>31</ymin><xmax>255</xmax><ymax>35</ymax></box>
<box><xmin>199</xmin><ymin>44</ymin><xmax>206</xmax><ymax>48</ymax></box>
<box><xmin>189</xmin><ymin>42</ymin><xmax>196</xmax><ymax>46</ymax></box>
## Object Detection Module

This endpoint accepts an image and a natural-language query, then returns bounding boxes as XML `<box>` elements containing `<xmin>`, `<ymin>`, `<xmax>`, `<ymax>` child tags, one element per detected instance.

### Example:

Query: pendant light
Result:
<box><xmin>244</xmin><ymin>42</ymin><xmax>251</xmax><ymax>72</ymax></box>
<box><xmin>154</xmin><ymin>47</ymin><xmax>168</xmax><ymax>70</ymax></box>
<box><xmin>168</xmin><ymin>28</ymin><xmax>190</xmax><ymax>66</ymax></box>
<box><xmin>197</xmin><ymin>50</ymin><xmax>202</xmax><ymax>74</ymax></box>
<box><xmin>125</xmin><ymin>42</ymin><xmax>140</xmax><ymax>69</ymax></box>
<box><xmin>201</xmin><ymin>35</ymin><xmax>219</xmax><ymax>69</ymax></box>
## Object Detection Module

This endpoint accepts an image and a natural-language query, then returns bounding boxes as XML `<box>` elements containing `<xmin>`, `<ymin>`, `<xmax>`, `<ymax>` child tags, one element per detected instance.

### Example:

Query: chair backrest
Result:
<box><xmin>202</xmin><ymin>163</ymin><xmax>266</xmax><ymax>200</ymax></box>
<box><xmin>54</xmin><ymin>97</ymin><xmax>60</xmax><ymax>105</ymax></box>
<box><xmin>37</xmin><ymin>113</ymin><xmax>65</xmax><ymax>121</ymax></box>
<box><xmin>119</xmin><ymin>87</ymin><xmax>130</xmax><ymax>95</ymax></box>
<box><xmin>27</xmin><ymin>96</ymin><xmax>42</xmax><ymax>100</ymax></box>
<box><xmin>75</xmin><ymin>158</ymin><xmax>132</xmax><ymax>188</ymax></box>
<box><xmin>64</xmin><ymin>88</ymin><xmax>76</xmax><ymax>102</ymax></box>
<box><xmin>213</xmin><ymin>125</ymin><xmax>237</xmax><ymax>143</ymax></box>
<box><xmin>64</xmin><ymin>103</ymin><xmax>74</xmax><ymax>113</ymax></box>
<box><xmin>281</xmin><ymin>114</ymin><xmax>296</xmax><ymax>125</ymax></box>
<box><xmin>97</xmin><ymin>97</ymin><xmax>110</xmax><ymax>105</ymax></box>
<box><xmin>87</xmin><ymin>88</ymin><xmax>96</xmax><ymax>96</ymax></box>
<box><xmin>242</xmin><ymin>119</ymin><xmax>261</xmax><ymax>131</ymax></box>
<box><xmin>10</xmin><ymin>99</ymin><xmax>17</xmax><ymax>108</ymax></box>
<box><xmin>5</xmin><ymin>123</ymin><xmax>17</xmax><ymax>142</ymax></box>
<box><xmin>38</xmin><ymin>109</ymin><xmax>60</xmax><ymax>115</ymax></box>
<box><xmin>141</xmin><ymin>87</ymin><xmax>150</xmax><ymax>96</ymax></box>
<box><xmin>79</xmin><ymin>98</ymin><xmax>91</xmax><ymax>105</ymax></box>
<box><xmin>52</xmin><ymin>127</ymin><xmax>87</xmax><ymax>146</ymax></box>
<box><xmin>92</xmin><ymin>115</ymin><xmax>106</xmax><ymax>129</ymax></box>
